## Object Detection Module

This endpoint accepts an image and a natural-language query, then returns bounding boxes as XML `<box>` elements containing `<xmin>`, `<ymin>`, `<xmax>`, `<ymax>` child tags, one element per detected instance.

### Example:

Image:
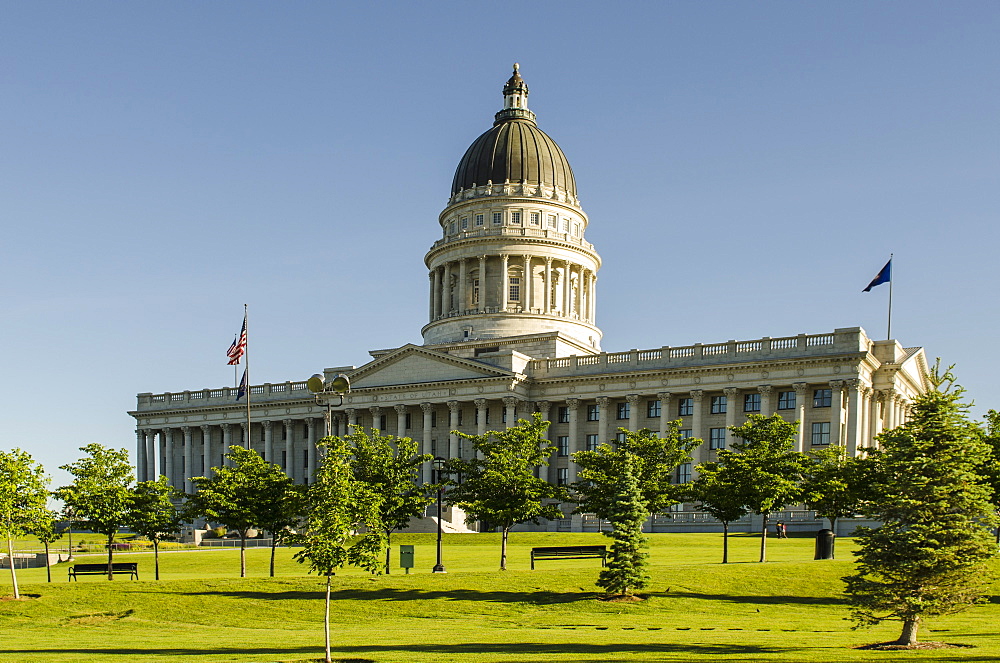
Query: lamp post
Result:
<box><xmin>307</xmin><ymin>373</ymin><xmax>351</xmax><ymax>437</ymax></box>
<box><xmin>432</xmin><ymin>456</ymin><xmax>447</xmax><ymax>574</ymax></box>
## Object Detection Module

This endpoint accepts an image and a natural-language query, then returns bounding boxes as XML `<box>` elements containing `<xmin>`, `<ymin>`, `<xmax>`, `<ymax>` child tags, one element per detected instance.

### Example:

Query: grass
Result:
<box><xmin>2</xmin><ymin>532</ymin><xmax>998</xmax><ymax>662</ymax></box>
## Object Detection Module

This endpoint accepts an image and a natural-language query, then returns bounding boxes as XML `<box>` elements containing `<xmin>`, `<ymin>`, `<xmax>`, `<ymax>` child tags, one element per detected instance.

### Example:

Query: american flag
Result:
<box><xmin>227</xmin><ymin>314</ymin><xmax>247</xmax><ymax>365</ymax></box>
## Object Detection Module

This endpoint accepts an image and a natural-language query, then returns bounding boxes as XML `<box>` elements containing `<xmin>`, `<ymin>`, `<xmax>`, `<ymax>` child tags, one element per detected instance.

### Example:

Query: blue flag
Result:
<box><xmin>236</xmin><ymin>368</ymin><xmax>248</xmax><ymax>401</ymax></box>
<box><xmin>863</xmin><ymin>259</ymin><xmax>891</xmax><ymax>292</ymax></box>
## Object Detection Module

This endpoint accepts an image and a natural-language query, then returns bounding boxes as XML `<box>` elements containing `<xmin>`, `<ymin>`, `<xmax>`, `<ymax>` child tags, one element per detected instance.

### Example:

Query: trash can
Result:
<box><xmin>814</xmin><ymin>529</ymin><xmax>836</xmax><ymax>560</ymax></box>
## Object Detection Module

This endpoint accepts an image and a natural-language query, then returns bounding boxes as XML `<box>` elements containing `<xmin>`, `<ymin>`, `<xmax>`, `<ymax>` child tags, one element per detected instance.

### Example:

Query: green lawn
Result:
<box><xmin>2</xmin><ymin>533</ymin><xmax>998</xmax><ymax>662</ymax></box>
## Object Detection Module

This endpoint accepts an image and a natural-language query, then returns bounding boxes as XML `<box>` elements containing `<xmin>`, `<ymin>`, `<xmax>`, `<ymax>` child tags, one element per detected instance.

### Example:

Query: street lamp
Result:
<box><xmin>432</xmin><ymin>456</ymin><xmax>447</xmax><ymax>574</ymax></box>
<box><xmin>307</xmin><ymin>373</ymin><xmax>351</xmax><ymax>436</ymax></box>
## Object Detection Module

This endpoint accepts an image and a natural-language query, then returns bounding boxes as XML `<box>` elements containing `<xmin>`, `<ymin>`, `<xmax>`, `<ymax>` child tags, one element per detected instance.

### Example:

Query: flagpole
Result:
<box><xmin>886</xmin><ymin>253</ymin><xmax>893</xmax><ymax>341</ymax></box>
<box><xmin>244</xmin><ymin>303</ymin><xmax>251</xmax><ymax>449</ymax></box>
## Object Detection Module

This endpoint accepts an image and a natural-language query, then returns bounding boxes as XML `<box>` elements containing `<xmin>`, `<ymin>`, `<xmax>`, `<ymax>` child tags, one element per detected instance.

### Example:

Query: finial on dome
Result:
<box><xmin>496</xmin><ymin>63</ymin><xmax>535</xmax><ymax>124</ymax></box>
<box><xmin>513</xmin><ymin>62</ymin><xmax>519</xmax><ymax>73</ymax></box>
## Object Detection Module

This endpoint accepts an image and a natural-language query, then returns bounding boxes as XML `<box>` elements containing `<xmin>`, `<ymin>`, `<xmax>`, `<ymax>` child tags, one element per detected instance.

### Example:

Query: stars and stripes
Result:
<box><xmin>227</xmin><ymin>313</ymin><xmax>247</xmax><ymax>365</ymax></box>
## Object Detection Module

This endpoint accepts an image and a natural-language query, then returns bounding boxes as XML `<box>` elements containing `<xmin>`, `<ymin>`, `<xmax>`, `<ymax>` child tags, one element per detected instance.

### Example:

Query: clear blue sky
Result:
<box><xmin>3</xmin><ymin>2</ymin><xmax>998</xmax><ymax>486</ymax></box>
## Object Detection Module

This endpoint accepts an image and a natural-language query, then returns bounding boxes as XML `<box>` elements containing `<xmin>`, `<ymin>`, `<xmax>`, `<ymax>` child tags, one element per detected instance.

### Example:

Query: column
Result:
<box><xmin>657</xmin><ymin>392</ymin><xmax>673</xmax><ymax>437</ymax></box>
<box><xmin>346</xmin><ymin>408</ymin><xmax>358</xmax><ymax>429</ymax></box>
<box><xmin>596</xmin><ymin>396</ymin><xmax>610</xmax><ymax>444</ymax></box>
<box><xmin>200</xmin><ymin>425</ymin><xmax>212</xmax><ymax>476</ymax></box>
<box><xmin>240</xmin><ymin>422</ymin><xmax>249</xmax><ymax>452</ymax></box>
<box><xmin>263</xmin><ymin>420</ymin><xmax>274</xmax><ymax>463</ymax></box>
<box><xmin>432</xmin><ymin>268</ymin><xmax>442</xmax><ymax>318</ymax></box>
<box><xmin>448</xmin><ymin>401</ymin><xmax>460</xmax><ymax>458</ymax></box>
<box><xmin>758</xmin><ymin>385</ymin><xmax>773</xmax><ymax>417</ymax></box>
<box><xmin>458</xmin><ymin>258</ymin><xmax>467</xmax><ymax>313</ymax></box>
<box><xmin>567</xmin><ymin>398</ymin><xmax>580</xmax><ymax>482</ymax></box>
<box><xmin>844</xmin><ymin>380</ymin><xmax>862</xmax><ymax>456</ymax></box>
<box><xmin>162</xmin><ymin>428</ymin><xmax>174</xmax><ymax>486</ymax></box>
<box><xmin>221</xmin><ymin>423</ymin><xmax>233</xmax><ymax>467</ymax></box>
<box><xmin>544</xmin><ymin>257</ymin><xmax>553</xmax><ymax>312</ymax></box>
<box><xmin>283</xmin><ymin>419</ymin><xmax>294</xmax><ymax>479</ymax></box>
<box><xmin>306</xmin><ymin>418</ymin><xmax>317</xmax><ymax>484</ymax></box>
<box><xmin>420</xmin><ymin>403</ymin><xmax>434</xmax><ymax>483</ymax></box>
<box><xmin>626</xmin><ymin>394</ymin><xmax>640</xmax><ymax>432</ymax></box>
<box><xmin>561</xmin><ymin>261</ymin><xmax>571</xmax><ymax>316</ymax></box>
<box><xmin>829</xmin><ymin>380</ymin><xmax>845</xmax><ymax>446</ymax></box>
<box><xmin>868</xmin><ymin>391</ymin><xmax>882</xmax><ymax>449</ymax></box>
<box><xmin>522</xmin><ymin>255</ymin><xmax>532</xmax><ymax>310</ymax></box>
<box><xmin>370</xmin><ymin>406</ymin><xmax>382</xmax><ymax>431</ymax></box>
<box><xmin>428</xmin><ymin>272</ymin><xmax>435</xmax><ymax>320</ymax></box>
<box><xmin>332</xmin><ymin>413</ymin><xmax>343</xmax><ymax>438</ymax></box>
<box><xmin>136</xmin><ymin>430</ymin><xmax>147</xmax><ymax>482</ymax></box>
<box><xmin>793</xmin><ymin>383</ymin><xmax>809</xmax><ymax>453</ymax></box>
<box><xmin>394</xmin><ymin>404</ymin><xmax>408</xmax><ymax>439</ymax></box>
<box><xmin>500</xmin><ymin>254</ymin><xmax>509</xmax><ymax>310</ymax></box>
<box><xmin>590</xmin><ymin>274</ymin><xmax>597</xmax><ymax>323</ymax></box>
<box><xmin>723</xmin><ymin>388</ymin><xmax>739</xmax><ymax>439</ymax></box>
<box><xmin>442</xmin><ymin>262</ymin><xmax>452</xmax><ymax>313</ymax></box>
<box><xmin>477</xmin><ymin>255</ymin><xmax>487</xmax><ymax>312</ymax></box>
<box><xmin>145</xmin><ymin>429</ymin><xmax>156</xmax><ymax>480</ymax></box>
<box><xmin>181</xmin><ymin>426</ymin><xmax>193</xmax><ymax>493</ymax></box>
<box><xmin>502</xmin><ymin>396</ymin><xmax>518</xmax><ymax>429</ymax></box>
<box><xmin>474</xmin><ymin>399</ymin><xmax>488</xmax><ymax>436</ymax></box>
<box><xmin>690</xmin><ymin>390</ymin><xmax>705</xmax><ymax>447</ymax></box>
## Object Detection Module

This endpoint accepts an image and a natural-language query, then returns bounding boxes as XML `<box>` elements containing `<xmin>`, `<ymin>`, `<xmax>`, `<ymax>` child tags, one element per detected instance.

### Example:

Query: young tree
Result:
<box><xmin>28</xmin><ymin>510</ymin><xmax>62</xmax><ymax>583</ymax></box>
<box><xmin>979</xmin><ymin>410</ymin><xmax>1000</xmax><ymax>544</ymax></box>
<box><xmin>447</xmin><ymin>413</ymin><xmax>566</xmax><ymax>571</ymax></box>
<box><xmin>293</xmin><ymin>435</ymin><xmax>384</xmax><ymax>663</ymax></box>
<box><xmin>596</xmin><ymin>454</ymin><xmax>650</xmax><ymax>597</ymax></box>
<box><xmin>0</xmin><ymin>449</ymin><xmax>49</xmax><ymax>598</ymax></box>
<box><xmin>573</xmin><ymin>424</ymin><xmax>702</xmax><ymax>521</ymax></box>
<box><xmin>255</xmin><ymin>473</ymin><xmax>304</xmax><ymax>578</ymax></box>
<box><xmin>348</xmin><ymin>427</ymin><xmax>432</xmax><ymax>574</ymax></box>
<box><xmin>801</xmin><ymin>446</ymin><xmax>869</xmax><ymax>548</ymax></box>
<box><xmin>689</xmin><ymin>461</ymin><xmax>747</xmax><ymax>564</ymax></box>
<box><xmin>126</xmin><ymin>477</ymin><xmax>183</xmax><ymax>580</ymax></box>
<box><xmin>55</xmin><ymin>444</ymin><xmax>134</xmax><ymax>580</ymax></box>
<box><xmin>186</xmin><ymin>445</ymin><xmax>288</xmax><ymax>577</ymax></box>
<box><xmin>844</xmin><ymin>366</ymin><xmax>999</xmax><ymax>647</ymax></box>
<box><xmin>721</xmin><ymin>415</ymin><xmax>805</xmax><ymax>563</ymax></box>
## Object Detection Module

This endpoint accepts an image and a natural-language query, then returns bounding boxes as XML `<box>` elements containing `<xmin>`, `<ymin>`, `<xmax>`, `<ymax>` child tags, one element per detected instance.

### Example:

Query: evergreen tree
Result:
<box><xmin>689</xmin><ymin>461</ymin><xmax>747</xmax><ymax>564</ymax></box>
<box><xmin>596</xmin><ymin>454</ymin><xmax>650</xmax><ymax>597</ymax></box>
<box><xmin>844</xmin><ymin>365</ymin><xmax>999</xmax><ymax>646</ymax></box>
<box><xmin>978</xmin><ymin>410</ymin><xmax>1000</xmax><ymax>544</ymax></box>
<box><xmin>0</xmin><ymin>449</ymin><xmax>49</xmax><ymax>598</ymax></box>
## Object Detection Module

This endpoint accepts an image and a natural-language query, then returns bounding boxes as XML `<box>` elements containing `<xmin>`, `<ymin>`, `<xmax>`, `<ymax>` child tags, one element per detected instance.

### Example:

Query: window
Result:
<box><xmin>431</xmin><ymin>411</ymin><xmax>437</xmax><ymax>427</ymax></box>
<box><xmin>475</xmin><ymin>213</ymin><xmax>484</xmax><ymax>226</ymax></box>
<box><xmin>574</xmin><ymin>223</ymin><xmax>581</xmax><ymax>236</ymax></box>
<box><xmin>679</xmin><ymin>429</ymin><xmax>693</xmax><ymax>439</ymax></box>
<box><xmin>405</xmin><ymin>413</ymin><xmax>411</xmax><ymax>429</ymax></box>
<box><xmin>501</xmin><ymin>409</ymin><xmax>506</xmax><ymax>424</ymax></box>
<box><xmin>709</xmin><ymin>428</ymin><xmax>726</xmax><ymax>449</ymax></box>
<box><xmin>744</xmin><ymin>393</ymin><xmax>761</xmax><ymax>412</ymax></box>
<box><xmin>493</xmin><ymin>212</ymin><xmax>502</xmax><ymax>225</ymax></box>
<box><xmin>511</xmin><ymin>211</ymin><xmax>521</xmax><ymax>224</ymax></box>
<box><xmin>557</xmin><ymin>468</ymin><xmax>568</xmax><ymax>486</ymax></box>
<box><xmin>814</xmin><ymin>389</ymin><xmax>832</xmax><ymax>408</ymax></box>
<box><xmin>586</xmin><ymin>434</ymin><xmax>599</xmax><ymax>451</ymax></box>
<box><xmin>646</xmin><ymin>400</ymin><xmax>661</xmax><ymax>418</ymax></box>
<box><xmin>587</xmin><ymin>404</ymin><xmax>600</xmax><ymax>421</ymax></box>
<box><xmin>379</xmin><ymin>415</ymin><xmax>387</xmax><ymax>430</ymax></box>
<box><xmin>449</xmin><ymin>222</ymin><xmax>455</xmax><ymax>234</ymax></box>
<box><xmin>460</xmin><ymin>217</ymin><xmax>468</xmax><ymax>230</ymax></box>
<box><xmin>615</xmin><ymin>431</ymin><xmax>627</xmax><ymax>443</ymax></box>
<box><xmin>676</xmin><ymin>463</ymin><xmax>692</xmax><ymax>484</ymax></box>
<box><xmin>710</xmin><ymin>396</ymin><xmax>727</xmax><ymax>414</ymax></box>
<box><xmin>457</xmin><ymin>410</ymin><xmax>463</xmax><ymax>426</ymax></box>
<box><xmin>472</xmin><ymin>278</ymin><xmax>480</xmax><ymax>305</ymax></box>
<box><xmin>777</xmin><ymin>391</ymin><xmax>796</xmax><ymax>410</ymax></box>
<box><xmin>678</xmin><ymin>398</ymin><xmax>693</xmax><ymax>416</ymax></box>
<box><xmin>811</xmin><ymin>422</ymin><xmax>831</xmax><ymax>445</ymax></box>
<box><xmin>508</xmin><ymin>276</ymin><xmax>520</xmax><ymax>302</ymax></box>
<box><xmin>530</xmin><ymin>212</ymin><xmax>540</xmax><ymax>225</ymax></box>
<box><xmin>557</xmin><ymin>406</ymin><xmax>570</xmax><ymax>423</ymax></box>
<box><xmin>548</xmin><ymin>214</ymin><xmax>557</xmax><ymax>228</ymax></box>
<box><xmin>561</xmin><ymin>218</ymin><xmax>570</xmax><ymax>232</ymax></box>
<box><xmin>557</xmin><ymin>436</ymin><xmax>569</xmax><ymax>456</ymax></box>
<box><xmin>616</xmin><ymin>402</ymin><xmax>630</xmax><ymax>420</ymax></box>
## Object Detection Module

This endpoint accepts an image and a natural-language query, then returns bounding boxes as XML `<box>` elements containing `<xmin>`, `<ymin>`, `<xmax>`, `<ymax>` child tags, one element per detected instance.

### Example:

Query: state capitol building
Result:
<box><xmin>131</xmin><ymin>66</ymin><xmax>929</xmax><ymax>533</ymax></box>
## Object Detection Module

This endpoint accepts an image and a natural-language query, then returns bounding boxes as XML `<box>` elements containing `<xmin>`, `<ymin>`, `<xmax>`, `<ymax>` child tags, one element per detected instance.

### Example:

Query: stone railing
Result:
<box><xmin>137</xmin><ymin>381</ymin><xmax>311</xmax><ymax>411</ymax></box>
<box><xmin>429</xmin><ymin>226</ymin><xmax>596</xmax><ymax>253</ymax></box>
<box><xmin>527</xmin><ymin>328</ymin><xmax>869</xmax><ymax>378</ymax></box>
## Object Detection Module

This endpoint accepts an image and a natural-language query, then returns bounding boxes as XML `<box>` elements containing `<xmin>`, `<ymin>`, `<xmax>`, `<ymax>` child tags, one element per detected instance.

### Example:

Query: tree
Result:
<box><xmin>28</xmin><ymin>510</ymin><xmax>62</xmax><ymax>583</ymax></box>
<box><xmin>55</xmin><ymin>444</ymin><xmax>134</xmax><ymax>580</ymax></box>
<box><xmin>126</xmin><ymin>477</ymin><xmax>183</xmax><ymax>580</ymax></box>
<box><xmin>348</xmin><ymin>427</ymin><xmax>432</xmax><ymax>574</ymax></box>
<box><xmin>844</xmin><ymin>365</ymin><xmax>999</xmax><ymax>647</ymax></box>
<box><xmin>0</xmin><ymin>449</ymin><xmax>49</xmax><ymax>598</ymax></box>
<box><xmin>720</xmin><ymin>415</ymin><xmax>805</xmax><ymax>563</ymax></box>
<box><xmin>978</xmin><ymin>410</ymin><xmax>1000</xmax><ymax>544</ymax></box>
<box><xmin>573</xmin><ymin>424</ymin><xmax>701</xmax><ymax>521</ymax></box>
<box><xmin>801</xmin><ymin>446</ymin><xmax>869</xmax><ymax>548</ymax></box>
<box><xmin>254</xmin><ymin>471</ymin><xmax>304</xmax><ymax>578</ymax></box>
<box><xmin>293</xmin><ymin>435</ymin><xmax>384</xmax><ymax>663</ymax></box>
<box><xmin>596</xmin><ymin>454</ymin><xmax>650</xmax><ymax>597</ymax></box>
<box><xmin>186</xmin><ymin>445</ymin><xmax>288</xmax><ymax>578</ymax></box>
<box><xmin>447</xmin><ymin>413</ymin><xmax>566</xmax><ymax>571</ymax></box>
<box><xmin>689</xmin><ymin>461</ymin><xmax>747</xmax><ymax>564</ymax></box>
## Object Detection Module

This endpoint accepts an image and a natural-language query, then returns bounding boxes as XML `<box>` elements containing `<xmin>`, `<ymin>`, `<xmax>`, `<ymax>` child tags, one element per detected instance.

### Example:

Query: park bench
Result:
<box><xmin>68</xmin><ymin>562</ymin><xmax>139</xmax><ymax>581</ymax></box>
<box><xmin>530</xmin><ymin>545</ymin><xmax>607</xmax><ymax>570</ymax></box>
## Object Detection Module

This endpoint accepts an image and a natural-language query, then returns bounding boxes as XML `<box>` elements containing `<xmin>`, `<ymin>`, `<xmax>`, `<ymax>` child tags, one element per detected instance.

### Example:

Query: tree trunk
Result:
<box><xmin>722</xmin><ymin>521</ymin><xmax>729</xmax><ymax>564</ymax></box>
<box><xmin>43</xmin><ymin>540</ymin><xmax>51</xmax><ymax>583</ymax></box>
<box><xmin>6</xmin><ymin>537</ymin><xmax>20</xmax><ymax>599</ymax></box>
<box><xmin>269</xmin><ymin>536</ymin><xmax>277</xmax><ymax>578</ymax></box>
<box><xmin>154</xmin><ymin>540</ymin><xmax>160</xmax><ymax>581</ymax></box>
<box><xmin>829</xmin><ymin>517</ymin><xmax>837</xmax><ymax>559</ymax></box>
<box><xmin>759</xmin><ymin>513</ymin><xmax>768</xmax><ymax>563</ymax></box>
<box><xmin>240</xmin><ymin>532</ymin><xmax>247</xmax><ymax>578</ymax></box>
<box><xmin>500</xmin><ymin>527</ymin><xmax>509</xmax><ymax>571</ymax></box>
<box><xmin>324</xmin><ymin>574</ymin><xmax>332</xmax><ymax>663</ymax></box>
<box><xmin>896</xmin><ymin>616</ymin><xmax>920</xmax><ymax>646</ymax></box>
<box><xmin>994</xmin><ymin>525</ymin><xmax>999</xmax><ymax>545</ymax></box>
<box><xmin>384</xmin><ymin>530</ymin><xmax>392</xmax><ymax>575</ymax></box>
<box><xmin>107</xmin><ymin>534</ymin><xmax>115</xmax><ymax>580</ymax></box>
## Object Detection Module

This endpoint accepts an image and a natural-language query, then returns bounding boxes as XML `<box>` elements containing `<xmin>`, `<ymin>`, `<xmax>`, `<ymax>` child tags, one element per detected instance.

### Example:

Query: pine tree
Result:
<box><xmin>844</xmin><ymin>364</ymin><xmax>999</xmax><ymax>646</ymax></box>
<box><xmin>596</xmin><ymin>454</ymin><xmax>650</xmax><ymax>597</ymax></box>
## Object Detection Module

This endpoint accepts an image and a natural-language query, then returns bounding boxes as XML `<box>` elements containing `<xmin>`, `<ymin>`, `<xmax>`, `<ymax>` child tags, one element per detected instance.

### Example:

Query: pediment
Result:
<box><xmin>350</xmin><ymin>344</ymin><xmax>513</xmax><ymax>389</ymax></box>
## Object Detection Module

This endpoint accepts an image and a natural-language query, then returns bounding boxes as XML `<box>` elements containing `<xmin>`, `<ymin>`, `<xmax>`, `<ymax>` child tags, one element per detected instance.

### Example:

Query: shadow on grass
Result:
<box><xmin>664</xmin><ymin>591</ymin><xmax>846</xmax><ymax>606</ymax></box>
<box><xmin>186</xmin><ymin>587</ymin><xmax>594</xmax><ymax>605</ymax></box>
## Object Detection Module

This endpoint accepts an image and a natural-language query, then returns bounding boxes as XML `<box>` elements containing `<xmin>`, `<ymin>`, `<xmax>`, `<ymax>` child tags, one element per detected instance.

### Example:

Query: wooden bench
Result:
<box><xmin>68</xmin><ymin>562</ymin><xmax>139</xmax><ymax>581</ymax></box>
<box><xmin>530</xmin><ymin>545</ymin><xmax>607</xmax><ymax>570</ymax></box>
